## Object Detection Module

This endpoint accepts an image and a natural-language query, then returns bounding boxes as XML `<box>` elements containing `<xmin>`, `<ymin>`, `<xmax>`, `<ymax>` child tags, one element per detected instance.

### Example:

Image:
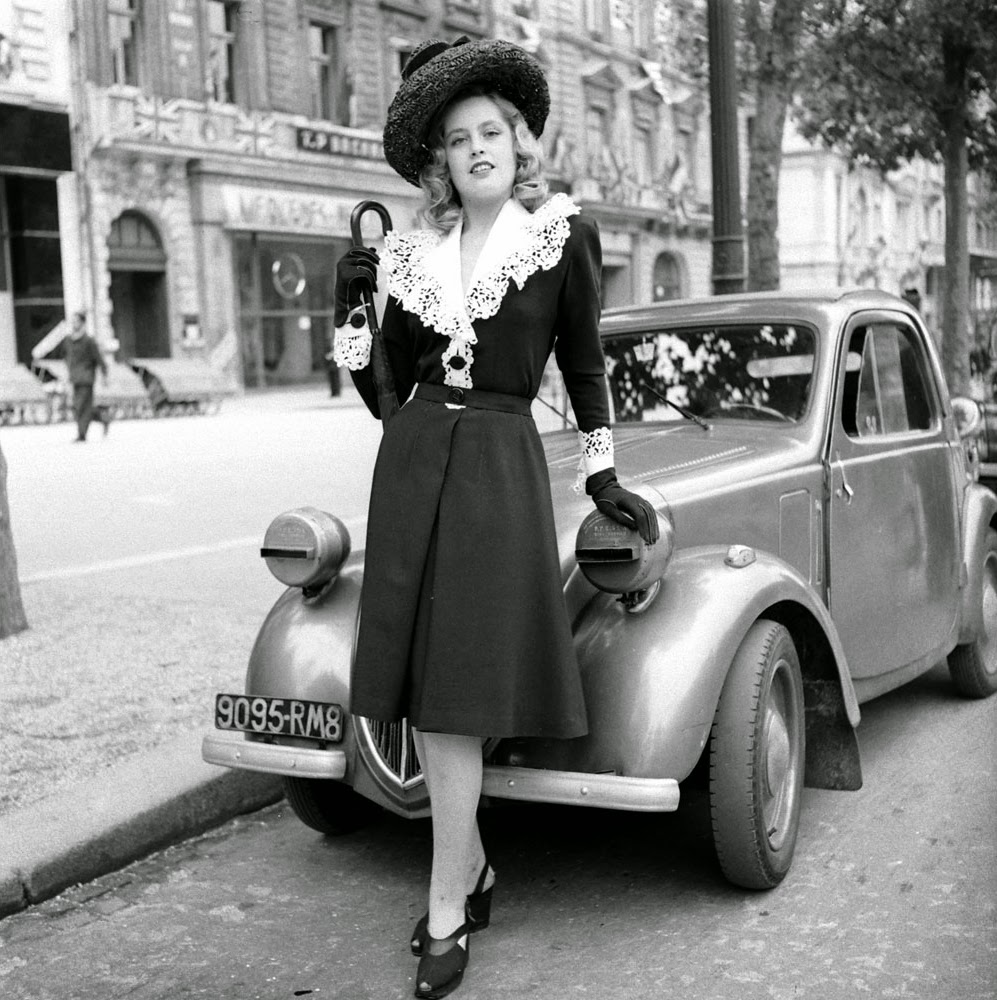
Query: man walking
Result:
<box><xmin>65</xmin><ymin>310</ymin><xmax>109</xmax><ymax>442</ymax></box>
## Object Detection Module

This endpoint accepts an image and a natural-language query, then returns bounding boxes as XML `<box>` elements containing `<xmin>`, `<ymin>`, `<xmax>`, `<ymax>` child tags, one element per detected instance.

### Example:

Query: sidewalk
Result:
<box><xmin>0</xmin><ymin>379</ymin><xmax>368</xmax><ymax>920</ymax></box>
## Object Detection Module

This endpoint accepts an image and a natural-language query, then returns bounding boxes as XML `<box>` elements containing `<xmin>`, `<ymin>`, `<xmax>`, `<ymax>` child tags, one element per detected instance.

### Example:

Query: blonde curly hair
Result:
<box><xmin>418</xmin><ymin>87</ymin><xmax>549</xmax><ymax>234</ymax></box>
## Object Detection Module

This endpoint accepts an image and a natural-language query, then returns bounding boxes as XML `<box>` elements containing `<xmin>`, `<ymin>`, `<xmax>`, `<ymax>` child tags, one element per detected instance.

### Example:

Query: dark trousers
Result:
<box><xmin>72</xmin><ymin>383</ymin><xmax>95</xmax><ymax>440</ymax></box>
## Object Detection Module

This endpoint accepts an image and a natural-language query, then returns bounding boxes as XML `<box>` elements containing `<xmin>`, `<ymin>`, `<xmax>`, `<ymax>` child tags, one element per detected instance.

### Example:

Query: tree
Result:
<box><xmin>794</xmin><ymin>0</ymin><xmax>997</xmax><ymax>395</ymax></box>
<box><xmin>0</xmin><ymin>440</ymin><xmax>28</xmax><ymax>638</ymax></box>
<box><xmin>742</xmin><ymin>0</ymin><xmax>809</xmax><ymax>291</ymax></box>
<box><xmin>656</xmin><ymin>0</ymin><xmax>816</xmax><ymax>292</ymax></box>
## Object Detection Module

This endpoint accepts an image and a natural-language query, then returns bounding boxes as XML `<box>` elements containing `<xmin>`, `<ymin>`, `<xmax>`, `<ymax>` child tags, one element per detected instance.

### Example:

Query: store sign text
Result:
<box><xmin>297</xmin><ymin>127</ymin><xmax>383</xmax><ymax>160</ymax></box>
<box><xmin>223</xmin><ymin>188</ymin><xmax>354</xmax><ymax>234</ymax></box>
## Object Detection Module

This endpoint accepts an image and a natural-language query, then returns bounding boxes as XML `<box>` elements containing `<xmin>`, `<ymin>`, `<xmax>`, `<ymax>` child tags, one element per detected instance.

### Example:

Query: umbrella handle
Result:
<box><xmin>349</xmin><ymin>201</ymin><xmax>398</xmax><ymax>428</ymax></box>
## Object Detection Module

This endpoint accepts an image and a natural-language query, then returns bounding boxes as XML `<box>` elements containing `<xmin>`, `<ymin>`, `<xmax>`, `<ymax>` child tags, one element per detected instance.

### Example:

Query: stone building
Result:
<box><xmin>63</xmin><ymin>0</ymin><xmax>716</xmax><ymax>390</ymax></box>
<box><xmin>0</xmin><ymin>0</ymin><xmax>74</xmax><ymax>366</ymax></box>
<box><xmin>779</xmin><ymin>122</ymin><xmax>997</xmax><ymax>362</ymax></box>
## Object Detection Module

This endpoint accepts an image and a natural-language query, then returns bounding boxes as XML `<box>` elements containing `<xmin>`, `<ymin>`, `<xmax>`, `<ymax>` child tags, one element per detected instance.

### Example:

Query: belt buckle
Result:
<box><xmin>447</xmin><ymin>387</ymin><xmax>465</xmax><ymax>405</ymax></box>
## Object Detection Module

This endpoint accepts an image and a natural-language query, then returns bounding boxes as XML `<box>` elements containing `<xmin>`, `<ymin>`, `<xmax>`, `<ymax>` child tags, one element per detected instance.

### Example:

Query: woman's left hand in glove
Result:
<box><xmin>586</xmin><ymin>468</ymin><xmax>659</xmax><ymax>545</ymax></box>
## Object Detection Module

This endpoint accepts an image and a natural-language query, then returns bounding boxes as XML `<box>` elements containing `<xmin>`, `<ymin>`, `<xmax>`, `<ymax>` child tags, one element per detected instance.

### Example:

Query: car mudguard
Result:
<box><xmin>958</xmin><ymin>481</ymin><xmax>997</xmax><ymax>644</ymax></box>
<box><xmin>495</xmin><ymin>545</ymin><xmax>861</xmax><ymax>788</ymax></box>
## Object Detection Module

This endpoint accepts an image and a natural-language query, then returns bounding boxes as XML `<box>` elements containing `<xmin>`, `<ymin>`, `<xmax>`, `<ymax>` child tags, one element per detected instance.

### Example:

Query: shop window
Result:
<box><xmin>4</xmin><ymin>176</ymin><xmax>64</xmax><ymax>364</ymax></box>
<box><xmin>308</xmin><ymin>22</ymin><xmax>350</xmax><ymax>125</ymax></box>
<box><xmin>208</xmin><ymin>0</ymin><xmax>238</xmax><ymax>104</ymax></box>
<box><xmin>109</xmin><ymin>0</ymin><xmax>140</xmax><ymax>87</ymax></box>
<box><xmin>235</xmin><ymin>235</ymin><xmax>352</xmax><ymax>388</ymax></box>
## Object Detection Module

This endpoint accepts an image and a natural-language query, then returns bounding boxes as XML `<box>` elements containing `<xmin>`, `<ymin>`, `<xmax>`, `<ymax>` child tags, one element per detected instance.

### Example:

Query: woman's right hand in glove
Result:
<box><xmin>334</xmin><ymin>247</ymin><xmax>380</xmax><ymax>326</ymax></box>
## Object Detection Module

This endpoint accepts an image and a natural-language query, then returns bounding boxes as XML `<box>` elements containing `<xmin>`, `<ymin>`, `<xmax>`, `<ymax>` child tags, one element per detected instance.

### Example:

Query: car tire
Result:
<box><xmin>948</xmin><ymin>528</ymin><xmax>997</xmax><ymax>698</ymax></box>
<box><xmin>709</xmin><ymin>619</ymin><xmax>805</xmax><ymax>890</ymax></box>
<box><xmin>282</xmin><ymin>776</ymin><xmax>381</xmax><ymax>835</ymax></box>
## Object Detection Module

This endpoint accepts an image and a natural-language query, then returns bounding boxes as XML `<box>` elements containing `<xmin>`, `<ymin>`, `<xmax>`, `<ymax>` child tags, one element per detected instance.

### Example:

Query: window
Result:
<box><xmin>634</xmin><ymin>123</ymin><xmax>654</xmax><ymax>186</ymax></box>
<box><xmin>208</xmin><ymin>0</ymin><xmax>237</xmax><ymax>103</ymax></box>
<box><xmin>4</xmin><ymin>176</ymin><xmax>65</xmax><ymax>364</ymax></box>
<box><xmin>653</xmin><ymin>253</ymin><xmax>681</xmax><ymax>301</ymax></box>
<box><xmin>586</xmin><ymin>105</ymin><xmax>608</xmax><ymax>161</ymax></box>
<box><xmin>841</xmin><ymin>324</ymin><xmax>933</xmax><ymax>438</ymax></box>
<box><xmin>308</xmin><ymin>22</ymin><xmax>350</xmax><ymax>124</ymax></box>
<box><xmin>108</xmin><ymin>0</ymin><xmax>140</xmax><ymax>86</ymax></box>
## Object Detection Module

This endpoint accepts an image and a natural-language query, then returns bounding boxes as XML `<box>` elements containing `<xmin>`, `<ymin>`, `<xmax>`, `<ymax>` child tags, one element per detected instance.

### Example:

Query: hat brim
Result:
<box><xmin>383</xmin><ymin>39</ymin><xmax>550</xmax><ymax>187</ymax></box>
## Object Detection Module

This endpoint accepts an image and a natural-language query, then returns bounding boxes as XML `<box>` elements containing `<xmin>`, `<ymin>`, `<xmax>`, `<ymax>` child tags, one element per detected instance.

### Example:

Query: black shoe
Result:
<box><xmin>414</xmin><ymin>920</ymin><xmax>471</xmax><ymax>1000</ymax></box>
<box><xmin>101</xmin><ymin>414</ymin><xmax>111</xmax><ymax>436</ymax></box>
<box><xmin>411</xmin><ymin>860</ymin><xmax>493</xmax><ymax>957</ymax></box>
<box><xmin>73</xmin><ymin>436</ymin><xmax>86</xmax><ymax>443</ymax></box>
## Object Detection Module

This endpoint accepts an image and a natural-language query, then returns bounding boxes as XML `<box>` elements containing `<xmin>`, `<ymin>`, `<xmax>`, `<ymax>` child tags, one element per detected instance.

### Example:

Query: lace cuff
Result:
<box><xmin>580</xmin><ymin>426</ymin><xmax>614</xmax><ymax>477</ymax></box>
<box><xmin>572</xmin><ymin>425</ymin><xmax>614</xmax><ymax>492</ymax></box>
<box><xmin>333</xmin><ymin>318</ymin><xmax>372</xmax><ymax>371</ymax></box>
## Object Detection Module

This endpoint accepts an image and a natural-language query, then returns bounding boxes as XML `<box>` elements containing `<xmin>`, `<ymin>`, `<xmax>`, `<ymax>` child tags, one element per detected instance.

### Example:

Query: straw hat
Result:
<box><xmin>383</xmin><ymin>36</ymin><xmax>550</xmax><ymax>187</ymax></box>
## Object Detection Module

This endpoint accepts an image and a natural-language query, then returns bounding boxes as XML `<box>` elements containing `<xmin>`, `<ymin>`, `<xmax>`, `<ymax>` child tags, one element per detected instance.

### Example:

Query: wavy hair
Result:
<box><xmin>418</xmin><ymin>87</ymin><xmax>549</xmax><ymax>234</ymax></box>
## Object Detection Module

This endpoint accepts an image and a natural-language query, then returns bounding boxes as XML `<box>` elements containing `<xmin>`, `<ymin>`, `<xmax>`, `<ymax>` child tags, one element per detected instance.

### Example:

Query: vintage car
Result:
<box><xmin>202</xmin><ymin>288</ymin><xmax>997</xmax><ymax>890</ymax></box>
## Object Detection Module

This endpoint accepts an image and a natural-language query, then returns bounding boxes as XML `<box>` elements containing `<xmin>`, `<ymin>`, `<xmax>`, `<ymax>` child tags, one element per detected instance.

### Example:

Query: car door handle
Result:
<box><xmin>835</xmin><ymin>452</ymin><xmax>855</xmax><ymax>504</ymax></box>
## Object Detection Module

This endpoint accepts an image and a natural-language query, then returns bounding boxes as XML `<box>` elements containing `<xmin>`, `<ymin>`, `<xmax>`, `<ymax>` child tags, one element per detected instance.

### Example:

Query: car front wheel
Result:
<box><xmin>282</xmin><ymin>776</ymin><xmax>381</xmax><ymax>835</ymax></box>
<box><xmin>948</xmin><ymin>528</ymin><xmax>997</xmax><ymax>698</ymax></box>
<box><xmin>709</xmin><ymin>619</ymin><xmax>805</xmax><ymax>890</ymax></box>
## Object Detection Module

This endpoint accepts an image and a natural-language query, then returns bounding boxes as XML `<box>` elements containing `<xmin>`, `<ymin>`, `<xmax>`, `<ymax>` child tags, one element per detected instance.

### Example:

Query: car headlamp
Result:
<box><xmin>575</xmin><ymin>507</ymin><xmax>674</xmax><ymax>612</ymax></box>
<box><xmin>261</xmin><ymin>507</ymin><xmax>351</xmax><ymax>595</ymax></box>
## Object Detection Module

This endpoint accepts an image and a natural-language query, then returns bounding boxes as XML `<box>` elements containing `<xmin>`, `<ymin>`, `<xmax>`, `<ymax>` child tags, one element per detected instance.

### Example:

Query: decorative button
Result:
<box><xmin>448</xmin><ymin>387</ymin><xmax>465</xmax><ymax>405</ymax></box>
<box><xmin>448</xmin><ymin>356</ymin><xmax>466</xmax><ymax>370</ymax></box>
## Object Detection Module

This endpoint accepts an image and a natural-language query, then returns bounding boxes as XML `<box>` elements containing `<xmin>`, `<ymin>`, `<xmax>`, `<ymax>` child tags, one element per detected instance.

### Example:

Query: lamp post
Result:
<box><xmin>707</xmin><ymin>0</ymin><xmax>745</xmax><ymax>295</ymax></box>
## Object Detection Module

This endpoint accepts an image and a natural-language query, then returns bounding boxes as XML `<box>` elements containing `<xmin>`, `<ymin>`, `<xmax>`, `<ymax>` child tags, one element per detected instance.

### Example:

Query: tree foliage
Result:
<box><xmin>794</xmin><ymin>0</ymin><xmax>997</xmax><ymax>175</ymax></box>
<box><xmin>793</xmin><ymin>0</ymin><xmax>997</xmax><ymax>393</ymax></box>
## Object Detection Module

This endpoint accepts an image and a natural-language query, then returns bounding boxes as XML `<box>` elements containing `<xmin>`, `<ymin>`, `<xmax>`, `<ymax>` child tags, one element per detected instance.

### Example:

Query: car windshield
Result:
<box><xmin>603</xmin><ymin>323</ymin><xmax>818</xmax><ymax>424</ymax></box>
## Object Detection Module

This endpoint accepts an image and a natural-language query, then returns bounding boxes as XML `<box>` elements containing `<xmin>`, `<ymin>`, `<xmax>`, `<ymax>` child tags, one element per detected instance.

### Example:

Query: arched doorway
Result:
<box><xmin>653</xmin><ymin>252</ymin><xmax>682</xmax><ymax>301</ymax></box>
<box><xmin>107</xmin><ymin>210</ymin><xmax>169</xmax><ymax>359</ymax></box>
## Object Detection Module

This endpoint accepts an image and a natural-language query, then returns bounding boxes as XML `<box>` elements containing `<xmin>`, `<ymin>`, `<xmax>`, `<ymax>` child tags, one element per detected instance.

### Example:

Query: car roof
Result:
<box><xmin>600</xmin><ymin>287</ymin><xmax>916</xmax><ymax>334</ymax></box>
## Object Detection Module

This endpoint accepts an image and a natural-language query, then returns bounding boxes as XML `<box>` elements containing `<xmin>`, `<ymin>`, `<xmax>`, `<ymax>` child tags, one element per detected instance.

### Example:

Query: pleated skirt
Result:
<box><xmin>349</xmin><ymin>394</ymin><xmax>588</xmax><ymax>738</ymax></box>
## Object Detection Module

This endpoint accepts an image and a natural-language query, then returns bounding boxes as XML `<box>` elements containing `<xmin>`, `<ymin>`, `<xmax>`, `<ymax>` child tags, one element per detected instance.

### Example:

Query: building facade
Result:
<box><xmin>779</xmin><ymin>122</ymin><xmax>997</xmax><ymax>369</ymax></box>
<box><xmin>65</xmin><ymin>0</ymin><xmax>716</xmax><ymax>389</ymax></box>
<box><xmin>0</xmin><ymin>0</ymin><xmax>75</xmax><ymax>367</ymax></box>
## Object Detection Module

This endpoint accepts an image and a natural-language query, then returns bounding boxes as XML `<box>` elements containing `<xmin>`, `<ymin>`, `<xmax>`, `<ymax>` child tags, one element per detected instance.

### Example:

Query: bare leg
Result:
<box><xmin>413</xmin><ymin>730</ymin><xmax>487</xmax><ymax>947</ymax></box>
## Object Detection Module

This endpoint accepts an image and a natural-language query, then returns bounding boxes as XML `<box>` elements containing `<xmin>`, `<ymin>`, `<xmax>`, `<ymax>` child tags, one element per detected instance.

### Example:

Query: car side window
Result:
<box><xmin>841</xmin><ymin>323</ymin><xmax>934</xmax><ymax>438</ymax></box>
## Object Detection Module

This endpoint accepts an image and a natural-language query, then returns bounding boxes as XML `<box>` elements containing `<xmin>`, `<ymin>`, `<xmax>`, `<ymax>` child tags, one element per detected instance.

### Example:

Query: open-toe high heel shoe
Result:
<box><xmin>410</xmin><ymin>860</ymin><xmax>494</xmax><ymax>956</ymax></box>
<box><xmin>414</xmin><ymin>919</ymin><xmax>472</xmax><ymax>1000</ymax></box>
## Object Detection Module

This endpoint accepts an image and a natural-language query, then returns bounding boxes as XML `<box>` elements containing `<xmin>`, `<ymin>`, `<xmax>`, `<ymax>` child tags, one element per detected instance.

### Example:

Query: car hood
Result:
<box><xmin>543</xmin><ymin>422</ymin><xmax>812</xmax><ymax>569</ymax></box>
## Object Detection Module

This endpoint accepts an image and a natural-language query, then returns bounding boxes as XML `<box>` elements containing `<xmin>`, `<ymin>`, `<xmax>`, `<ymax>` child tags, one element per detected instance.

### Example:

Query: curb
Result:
<box><xmin>0</xmin><ymin>731</ymin><xmax>283</xmax><ymax>919</ymax></box>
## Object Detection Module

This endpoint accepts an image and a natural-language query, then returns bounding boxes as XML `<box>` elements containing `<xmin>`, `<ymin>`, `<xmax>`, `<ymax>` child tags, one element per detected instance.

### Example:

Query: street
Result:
<box><xmin>0</xmin><ymin>658</ymin><xmax>994</xmax><ymax>999</ymax></box>
<box><xmin>1</xmin><ymin>390</ymin><xmax>995</xmax><ymax>999</ymax></box>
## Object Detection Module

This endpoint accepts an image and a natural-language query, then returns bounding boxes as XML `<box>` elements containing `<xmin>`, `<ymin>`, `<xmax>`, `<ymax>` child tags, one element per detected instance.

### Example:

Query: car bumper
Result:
<box><xmin>203</xmin><ymin>731</ymin><xmax>680</xmax><ymax>812</ymax></box>
<box><xmin>202</xmin><ymin>730</ymin><xmax>347</xmax><ymax>779</ymax></box>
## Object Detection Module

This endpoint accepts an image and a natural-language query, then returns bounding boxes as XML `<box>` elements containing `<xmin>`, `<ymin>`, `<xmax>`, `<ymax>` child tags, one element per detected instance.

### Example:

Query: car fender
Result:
<box><xmin>958</xmin><ymin>482</ymin><xmax>997</xmax><ymax>644</ymax></box>
<box><xmin>497</xmin><ymin>545</ymin><xmax>860</xmax><ymax>787</ymax></box>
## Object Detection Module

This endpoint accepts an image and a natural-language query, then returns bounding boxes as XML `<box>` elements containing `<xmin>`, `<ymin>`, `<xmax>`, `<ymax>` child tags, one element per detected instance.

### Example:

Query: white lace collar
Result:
<box><xmin>381</xmin><ymin>192</ymin><xmax>580</xmax><ymax>390</ymax></box>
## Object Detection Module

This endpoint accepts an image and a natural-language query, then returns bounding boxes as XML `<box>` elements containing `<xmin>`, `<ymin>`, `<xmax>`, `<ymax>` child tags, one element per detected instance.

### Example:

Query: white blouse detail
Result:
<box><xmin>380</xmin><ymin>193</ymin><xmax>580</xmax><ymax>391</ymax></box>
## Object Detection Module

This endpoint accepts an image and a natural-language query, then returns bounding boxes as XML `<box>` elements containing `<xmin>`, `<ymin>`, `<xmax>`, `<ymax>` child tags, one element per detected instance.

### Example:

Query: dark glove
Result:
<box><xmin>334</xmin><ymin>247</ymin><xmax>379</xmax><ymax>327</ymax></box>
<box><xmin>586</xmin><ymin>467</ymin><xmax>659</xmax><ymax>545</ymax></box>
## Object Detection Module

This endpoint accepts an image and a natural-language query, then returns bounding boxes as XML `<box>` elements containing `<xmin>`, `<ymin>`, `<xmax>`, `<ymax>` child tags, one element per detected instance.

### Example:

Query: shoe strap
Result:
<box><xmin>470</xmin><ymin>858</ymin><xmax>492</xmax><ymax>896</ymax></box>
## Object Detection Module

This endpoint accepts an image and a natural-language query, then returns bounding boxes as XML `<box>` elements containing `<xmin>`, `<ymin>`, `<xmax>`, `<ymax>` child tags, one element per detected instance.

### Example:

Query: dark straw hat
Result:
<box><xmin>383</xmin><ymin>36</ymin><xmax>550</xmax><ymax>187</ymax></box>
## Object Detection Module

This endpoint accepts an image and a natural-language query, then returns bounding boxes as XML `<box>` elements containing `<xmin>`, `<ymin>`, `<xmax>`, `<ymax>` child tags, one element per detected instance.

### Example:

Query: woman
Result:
<box><xmin>333</xmin><ymin>37</ymin><xmax>658</xmax><ymax>999</ymax></box>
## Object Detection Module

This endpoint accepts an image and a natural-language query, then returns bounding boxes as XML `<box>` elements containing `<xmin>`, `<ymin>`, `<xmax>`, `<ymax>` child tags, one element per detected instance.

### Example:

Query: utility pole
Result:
<box><xmin>707</xmin><ymin>0</ymin><xmax>745</xmax><ymax>295</ymax></box>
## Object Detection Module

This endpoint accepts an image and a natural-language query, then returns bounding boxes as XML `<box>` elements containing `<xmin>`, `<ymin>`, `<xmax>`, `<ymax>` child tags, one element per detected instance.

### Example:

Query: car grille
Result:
<box><xmin>359</xmin><ymin>717</ymin><xmax>424</xmax><ymax>788</ymax></box>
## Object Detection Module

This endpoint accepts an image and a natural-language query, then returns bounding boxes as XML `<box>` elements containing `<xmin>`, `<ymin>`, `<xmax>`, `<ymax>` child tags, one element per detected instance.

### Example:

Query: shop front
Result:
<box><xmin>211</xmin><ymin>183</ymin><xmax>416</xmax><ymax>389</ymax></box>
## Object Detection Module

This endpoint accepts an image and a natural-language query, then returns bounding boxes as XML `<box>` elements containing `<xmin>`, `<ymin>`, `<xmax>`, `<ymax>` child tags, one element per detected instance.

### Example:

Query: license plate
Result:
<box><xmin>214</xmin><ymin>693</ymin><xmax>343</xmax><ymax>742</ymax></box>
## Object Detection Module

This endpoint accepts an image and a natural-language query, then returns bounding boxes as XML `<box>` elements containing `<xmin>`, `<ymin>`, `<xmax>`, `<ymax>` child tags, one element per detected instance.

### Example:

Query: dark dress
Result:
<box><xmin>345</xmin><ymin>195</ymin><xmax>609</xmax><ymax>739</ymax></box>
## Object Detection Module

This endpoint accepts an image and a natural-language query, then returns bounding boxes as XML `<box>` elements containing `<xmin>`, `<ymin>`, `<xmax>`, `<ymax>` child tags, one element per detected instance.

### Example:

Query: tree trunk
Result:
<box><xmin>746</xmin><ymin>84</ymin><xmax>789</xmax><ymax>291</ymax></box>
<box><xmin>744</xmin><ymin>0</ymin><xmax>804</xmax><ymax>292</ymax></box>
<box><xmin>939</xmin><ymin>31</ymin><xmax>972</xmax><ymax>397</ymax></box>
<box><xmin>0</xmin><ymin>440</ymin><xmax>28</xmax><ymax>639</ymax></box>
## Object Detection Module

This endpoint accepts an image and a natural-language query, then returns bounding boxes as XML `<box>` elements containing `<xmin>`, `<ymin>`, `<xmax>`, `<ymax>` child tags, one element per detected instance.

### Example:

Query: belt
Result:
<box><xmin>414</xmin><ymin>383</ymin><xmax>533</xmax><ymax>416</ymax></box>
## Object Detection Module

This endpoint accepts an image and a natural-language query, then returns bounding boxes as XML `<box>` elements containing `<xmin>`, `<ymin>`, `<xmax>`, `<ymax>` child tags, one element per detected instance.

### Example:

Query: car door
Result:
<box><xmin>827</xmin><ymin>313</ymin><xmax>961</xmax><ymax>680</ymax></box>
